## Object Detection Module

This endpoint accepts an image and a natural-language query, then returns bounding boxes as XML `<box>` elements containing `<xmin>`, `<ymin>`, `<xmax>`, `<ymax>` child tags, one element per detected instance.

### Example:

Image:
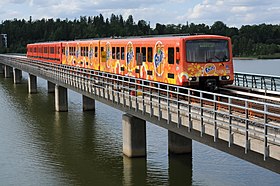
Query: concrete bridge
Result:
<box><xmin>0</xmin><ymin>54</ymin><xmax>279</xmax><ymax>174</ymax></box>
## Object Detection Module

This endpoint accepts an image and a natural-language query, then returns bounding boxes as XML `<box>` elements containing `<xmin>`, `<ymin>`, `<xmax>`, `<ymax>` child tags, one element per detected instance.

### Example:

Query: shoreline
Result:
<box><xmin>233</xmin><ymin>57</ymin><xmax>258</xmax><ymax>60</ymax></box>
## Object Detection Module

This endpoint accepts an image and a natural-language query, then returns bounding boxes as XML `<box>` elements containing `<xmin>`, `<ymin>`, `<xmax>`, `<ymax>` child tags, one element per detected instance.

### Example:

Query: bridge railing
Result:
<box><xmin>234</xmin><ymin>72</ymin><xmax>280</xmax><ymax>92</ymax></box>
<box><xmin>1</xmin><ymin>55</ymin><xmax>280</xmax><ymax>162</ymax></box>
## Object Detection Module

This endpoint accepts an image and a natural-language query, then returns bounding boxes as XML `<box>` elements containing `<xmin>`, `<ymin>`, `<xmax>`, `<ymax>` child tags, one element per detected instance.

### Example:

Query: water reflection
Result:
<box><xmin>123</xmin><ymin>156</ymin><xmax>147</xmax><ymax>186</ymax></box>
<box><xmin>168</xmin><ymin>154</ymin><xmax>192</xmax><ymax>186</ymax></box>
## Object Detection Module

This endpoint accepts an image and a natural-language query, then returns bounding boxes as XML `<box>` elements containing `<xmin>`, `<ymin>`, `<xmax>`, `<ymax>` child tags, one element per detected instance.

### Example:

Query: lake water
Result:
<box><xmin>0</xmin><ymin>59</ymin><xmax>280</xmax><ymax>185</ymax></box>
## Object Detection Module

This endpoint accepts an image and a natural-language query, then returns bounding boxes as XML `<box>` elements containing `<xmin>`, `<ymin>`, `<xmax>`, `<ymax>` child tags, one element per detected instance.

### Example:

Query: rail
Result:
<box><xmin>0</xmin><ymin>54</ymin><xmax>280</xmax><ymax>172</ymax></box>
<box><xmin>234</xmin><ymin>72</ymin><xmax>280</xmax><ymax>92</ymax></box>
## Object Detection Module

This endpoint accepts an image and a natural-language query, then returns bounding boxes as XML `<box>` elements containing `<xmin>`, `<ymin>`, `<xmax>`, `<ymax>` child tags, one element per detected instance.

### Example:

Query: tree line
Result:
<box><xmin>0</xmin><ymin>14</ymin><xmax>280</xmax><ymax>58</ymax></box>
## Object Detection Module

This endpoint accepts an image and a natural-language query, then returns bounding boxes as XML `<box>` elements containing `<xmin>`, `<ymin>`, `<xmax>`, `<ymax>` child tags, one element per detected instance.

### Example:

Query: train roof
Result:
<box><xmin>27</xmin><ymin>34</ymin><xmax>230</xmax><ymax>45</ymax></box>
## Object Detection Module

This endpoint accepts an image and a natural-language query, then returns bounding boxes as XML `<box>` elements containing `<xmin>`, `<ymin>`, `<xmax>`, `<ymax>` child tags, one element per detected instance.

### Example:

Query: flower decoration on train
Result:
<box><xmin>106</xmin><ymin>42</ymin><xmax>111</xmax><ymax>68</ymax></box>
<box><xmin>89</xmin><ymin>46</ymin><xmax>93</xmax><ymax>60</ymax></box>
<box><xmin>126</xmin><ymin>41</ymin><xmax>134</xmax><ymax>72</ymax></box>
<box><xmin>154</xmin><ymin>41</ymin><xmax>165</xmax><ymax>77</ymax></box>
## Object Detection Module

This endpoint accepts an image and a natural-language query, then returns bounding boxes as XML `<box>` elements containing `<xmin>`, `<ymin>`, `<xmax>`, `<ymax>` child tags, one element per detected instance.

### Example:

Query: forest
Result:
<box><xmin>0</xmin><ymin>14</ymin><xmax>280</xmax><ymax>58</ymax></box>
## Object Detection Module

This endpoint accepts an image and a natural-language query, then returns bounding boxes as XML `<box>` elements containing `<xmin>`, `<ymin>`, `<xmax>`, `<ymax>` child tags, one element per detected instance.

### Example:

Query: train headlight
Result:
<box><xmin>188</xmin><ymin>77</ymin><xmax>197</xmax><ymax>81</ymax></box>
<box><xmin>221</xmin><ymin>76</ymin><xmax>230</xmax><ymax>80</ymax></box>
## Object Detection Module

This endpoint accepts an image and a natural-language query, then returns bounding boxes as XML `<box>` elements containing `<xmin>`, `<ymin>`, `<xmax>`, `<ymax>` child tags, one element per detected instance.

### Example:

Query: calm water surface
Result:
<box><xmin>0</xmin><ymin>59</ymin><xmax>280</xmax><ymax>185</ymax></box>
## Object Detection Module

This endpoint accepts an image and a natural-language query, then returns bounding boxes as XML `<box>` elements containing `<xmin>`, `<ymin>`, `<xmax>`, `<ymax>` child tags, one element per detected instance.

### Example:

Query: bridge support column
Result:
<box><xmin>47</xmin><ymin>81</ymin><xmax>55</xmax><ymax>93</ymax></box>
<box><xmin>168</xmin><ymin>131</ymin><xmax>192</xmax><ymax>154</ymax></box>
<box><xmin>13</xmin><ymin>68</ymin><xmax>22</xmax><ymax>84</ymax></box>
<box><xmin>28</xmin><ymin>74</ymin><xmax>37</xmax><ymax>93</ymax></box>
<box><xmin>122</xmin><ymin>114</ymin><xmax>146</xmax><ymax>157</ymax></box>
<box><xmin>82</xmin><ymin>95</ymin><xmax>95</xmax><ymax>111</ymax></box>
<box><xmin>4</xmin><ymin>65</ymin><xmax>12</xmax><ymax>78</ymax></box>
<box><xmin>55</xmin><ymin>85</ymin><xmax>68</xmax><ymax>112</ymax></box>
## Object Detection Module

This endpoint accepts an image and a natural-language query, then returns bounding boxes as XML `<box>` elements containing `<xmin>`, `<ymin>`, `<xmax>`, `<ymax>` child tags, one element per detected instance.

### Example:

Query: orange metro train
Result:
<box><xmin>26</xmin><ymin>34</ymin><xmax>234</xmax><ymax>90</ymax></box>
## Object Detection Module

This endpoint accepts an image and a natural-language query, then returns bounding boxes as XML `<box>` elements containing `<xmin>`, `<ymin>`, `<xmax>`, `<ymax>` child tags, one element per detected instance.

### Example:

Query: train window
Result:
<box><xmin>82</xmin><ymin>47</ymin><xmax>86</xmax><ymax>56</ymax></box>
<box><xmin>95</xmin><ymin>46</ymin><xmax>98</xmax><ymax>57</ymax></box>
<box><xmin>136</xmin><ymin>47</ymin><xmax>142</xmax><ymax>65</ymax></box>
<box><xmin>148</xmin><ymin>47</ymin><xmax>153</xmax><ymax>62</ymax></box>
<box><xmin>81</xmin><ymin>47</ymin><xmax>84</xmax><ymax>56</ymax></box>
<box><xmin>101</xmin><ymin>47</ymin><xmax>106</xmax><ymax>62</ymax></box>
<box><xmin>30</xmin><ymin>48</ymin><xmax>33</xmax><ymax>52</ymax></box>
<box><xmin>34</xmin><ymin>48</ymin><xmax>37</xmax><ymax>52</ymax></box>
<box><xmin>44</xmin><ymin>47</ymin><xmax>48</xmax><ymax>53</ymax></box>
<box><xmin>50</xmin><ymin>47</ymin><xmax>55</xmax><ymax>54</ymax></box>
<box><xmin>136</xmin><ymin>53</ymin><xmax>143</xmax><ymax>65</ymax></box>
<box><xmin>121</xmin><ymin>47</ymin><xmax>125</xmax><ymax>60</ymax></box>
<box><xmin>62</xmin><ymin>47</ymin><xmax>65</xmax><ymax>55</ymax></box>
<box><xmin>112</xmin><ymin>47</ymin><xmax>116</xmax><ymax>59</ymax></box>
<box><xmin>168</xmin><ymin>47</ymin><xmax>174</xmax><ymax>64</ymax></box>
<box><xmin>142</xmin><ymin>47</ymin><xmax>146</xmax><ymax>62</ymax></box>
<box><xmin>176</xmin><ymin>47</ymin><xmax>180</xmax><ymax>64</ymax></box>
<box><xmin>186</xmin><ymin>39</ymin><xmax>229</xmax><ymax>62</ymax></box>
<box><xmin>136</xmin><ymin>47</ymin><xmax>140</xmax><ymax>55</ymax></box>
<box><xmin>116</xmin><ymin>47</ymin><xmax>120</xmax><ymax>60</ymax></box>
<box><xmin>85</xmin><ymin>47</ymin><xmax>88</xmax><ymax>57</ymax></box>
<box><xmin>57</xmin><ymin>47</ymin><xmax>60</xmax><ymax>54</ymax></box>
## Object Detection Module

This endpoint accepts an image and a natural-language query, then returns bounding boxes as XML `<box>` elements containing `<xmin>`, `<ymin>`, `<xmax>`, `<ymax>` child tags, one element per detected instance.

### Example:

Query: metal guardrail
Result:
<box><xmin>0</xmin><ymin>55</ymin><xmax>280</xmax><ymax>166</ymax></box>
<box><xmin>234</xmin><ymin>72</ymin><xmax>280</xmax><ymax>91</ymax></box>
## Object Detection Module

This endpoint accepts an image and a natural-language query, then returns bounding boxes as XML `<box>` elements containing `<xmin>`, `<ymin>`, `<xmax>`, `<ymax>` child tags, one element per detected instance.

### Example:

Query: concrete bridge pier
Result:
<box><xmin>28</xmin><ymin>74</ymin><xmax>37</xmax><ymax>93</ymax></box>
<box><xmin>168</xmin><ymin>131</ymin><xmax>192</xmax><ymax>154</ymax></box>
<box><xmin>4</xmin><ymin>65</ymin><xmax>12</xmax><ymax>78</ymax></box>
<box><xmin>122</xmin><ymin>114</ymin><xmax>146</xmax><ymax>157</ymax></box>
<box><xmin>55</xmin><ymin>85</ymin><xmax>68</xmax><ymax>112</ymax></box>
<box><xmin>13</xmin><ymin>68</ymin><xmax>22</xmax><ymax>84</ymax></box>
<box><xmin>47</xmin><ymin>81</ymin><xmax>55</xmax><ymax>93</ymax></box>
<box><xmin>82</xmin><ymin>95</ymin><xmax>95</xmax><ymax>111</ymax></box>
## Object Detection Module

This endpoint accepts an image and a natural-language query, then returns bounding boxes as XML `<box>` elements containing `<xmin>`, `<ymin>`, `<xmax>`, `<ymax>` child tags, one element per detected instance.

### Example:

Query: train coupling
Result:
<box><xmin>204</xmin><ymin>79</ymin><xmax>218</xmax><ymax>91</ymax></box>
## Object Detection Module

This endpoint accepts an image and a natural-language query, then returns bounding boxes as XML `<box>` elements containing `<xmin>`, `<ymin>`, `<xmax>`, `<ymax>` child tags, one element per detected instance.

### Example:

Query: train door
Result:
<box><xmin>88</xmin><ymin>42</ymin><xmax>93</xmax><ymax>70</ymax></box>
<box><xmin>66</xmin><ymin>42</ymin><xmax>71</xmax><ymax>66</ymax></box>
<box><xmin>135</xmin><ymin>45</ymin><xmax>143</xmax><ymax>79</ymax></box>
<box><xmin>61</xmin><ymin>43</ymin><xmax>67</xmax><ymax>65</ymax></box>
<box><xmin>76</xmin><ymin>43</ymin><xmax>83</xmax><ymax>68</ymax></box>
<box><xmin>99</xmin><ymin>41</ymin><xmax>108</xmax><ymax>73</ymax></box>
<box><xmin>116</xmin><ymin>43</ymin><xmax>125</xmax><ymax>76</ymax></box>
<box><xmin>166</xmin><ymin>45</ymin><xmax>180</xmax><ymax>85</ymax></box>
<box><xmin>93</xmin><ymin>42</ymin><xmax>100</xmax><ymax>70</ymax></box>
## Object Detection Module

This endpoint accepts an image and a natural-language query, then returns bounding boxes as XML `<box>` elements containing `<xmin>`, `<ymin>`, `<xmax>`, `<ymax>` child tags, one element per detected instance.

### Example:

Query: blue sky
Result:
<box><xmin>0</xmin><ymin>0</ymin><xmax>279</xmax><ymax>28</ymax></box>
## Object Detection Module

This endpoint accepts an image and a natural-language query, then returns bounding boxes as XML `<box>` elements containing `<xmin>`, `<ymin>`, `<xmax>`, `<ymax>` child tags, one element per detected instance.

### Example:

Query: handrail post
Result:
<box><xmin>264</xmin><ymin>104</ymin><xmax>268</xmax><ymax>160</ymax></box>
<box><xmin>188</xmin><ymin>89</ymin><xmax>192</xmax><ymax>132</ymax></box>
<box><xmin>228</xmin><ymin>97</ymin><xmax>232</xmax><ymax>147</ymax></box>
<box><xmin>200</xmin><ymin>91</ymin><xmax>204</xmax><ymax>137</ymax></box>
<box><xmin>245</xmin><ymin>100</ymin><xmax>249</xmax><ymax>154</ymax></box>
<box><xmin>214</xmin><ymin>94</ymin><xmax>217</xmax><ymax>142</ymax></box>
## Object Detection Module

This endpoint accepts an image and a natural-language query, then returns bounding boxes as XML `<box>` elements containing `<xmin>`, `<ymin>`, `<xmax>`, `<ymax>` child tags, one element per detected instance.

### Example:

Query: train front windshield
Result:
<box><xmin>186</xmin><ymin>39</ymin><xmax>229</xmax><ymax>63</ymax></box>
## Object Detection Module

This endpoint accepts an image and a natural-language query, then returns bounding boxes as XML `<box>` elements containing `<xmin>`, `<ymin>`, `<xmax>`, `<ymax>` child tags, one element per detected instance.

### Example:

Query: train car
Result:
<box><xmin>27</xmin><ymin>34</ymin><xmax>233</xmax><ymax>90</ymax></box>
<box><xmin>27</xmin><ymin>43</ymin><xmax>38</xmax><ymax>58</ymax></box>
<box><xmin>99</xmin><ymin>35</ymin><xmax>233</xmax><ymax>90</ymax></box>
<box><xmin>62</xmin><ymin>39</ymin><xmax>100</xmax><ymax>70</ymax></box>
<box><xmin>27</xmin><ymin>42</ymin><xmax>62</xmax><ymax>64</ymax></box>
